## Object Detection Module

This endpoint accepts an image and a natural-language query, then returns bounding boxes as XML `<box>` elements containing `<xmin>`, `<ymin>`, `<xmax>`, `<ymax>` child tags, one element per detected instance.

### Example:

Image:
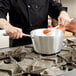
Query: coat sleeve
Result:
<box><xmin>0</xmin><ymin>0</ymin><xmax>10</xmax><ymax>19</ymax></box>
<box><xmin>48</xmin><ymin>0</ymin><xmax>66</xmax><ymax>20</ymax></box>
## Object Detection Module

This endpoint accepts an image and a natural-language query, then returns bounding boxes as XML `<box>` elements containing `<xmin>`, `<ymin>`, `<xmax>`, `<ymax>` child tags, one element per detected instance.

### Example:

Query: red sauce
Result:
<box><xmin>43</xmin><ymin>29</ymin><xmax>51</xmax><ymax>34</ymax></box>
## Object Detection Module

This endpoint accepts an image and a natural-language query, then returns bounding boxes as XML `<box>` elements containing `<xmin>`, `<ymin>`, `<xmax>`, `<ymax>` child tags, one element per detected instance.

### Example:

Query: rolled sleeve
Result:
<box><xmin>0</xmin><ymin>0</ymin><xmax>10</xmax><ymax>19</ymax></box>
<box><xmin>48</xmin><ymin>0</ymin><xmax>66</xmax><ymax>20</ymax></box>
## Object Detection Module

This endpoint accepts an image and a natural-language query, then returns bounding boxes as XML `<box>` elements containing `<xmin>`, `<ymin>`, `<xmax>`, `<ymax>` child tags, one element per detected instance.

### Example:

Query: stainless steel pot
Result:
<box><xmin>30</xmin><ymin>28</ymin><xmax>64</xmax><ymax>55</ymax></box>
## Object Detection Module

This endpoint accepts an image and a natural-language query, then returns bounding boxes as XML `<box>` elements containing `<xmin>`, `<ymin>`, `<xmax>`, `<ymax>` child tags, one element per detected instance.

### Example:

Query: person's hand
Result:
<box><xmin>58</xmin><ymin>11</ymin><xmax>71</xmax><ymax>26</ymax></box>
<box><xmin>0</xmin><ymin>18</ymin><xmax>23</xmax><ymax>39</ymax></box>
<box><xmin>4</xmin><ymin>25</ymin><xmax>23</xmax><ymax>39</ymax></box>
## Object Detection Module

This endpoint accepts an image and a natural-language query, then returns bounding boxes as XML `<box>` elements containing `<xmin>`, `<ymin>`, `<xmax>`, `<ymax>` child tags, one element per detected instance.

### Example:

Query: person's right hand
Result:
<box><xmin>58</xmin><ymin>11</ymin><xmax>71</xmax><ymax>26</ymax></box>
<box><xmin>4</xmin><ymin>25</ymin><xmax>23</xmax><ymax>39</ymax></box>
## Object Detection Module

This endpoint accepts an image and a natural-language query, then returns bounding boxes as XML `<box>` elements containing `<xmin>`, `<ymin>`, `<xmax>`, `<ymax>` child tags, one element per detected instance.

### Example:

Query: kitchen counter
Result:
<box><xmin>0</xmin><ymin>30</ymin><xmax>9</xmax><ymax>48</ymax></box>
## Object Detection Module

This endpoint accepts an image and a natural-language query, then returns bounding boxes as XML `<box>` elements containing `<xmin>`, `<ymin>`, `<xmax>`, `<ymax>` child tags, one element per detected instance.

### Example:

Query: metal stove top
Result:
<box><xmin>0</xmin><ymin>36</ymin><xmax>76</xmax><ymax>76</ymax></box>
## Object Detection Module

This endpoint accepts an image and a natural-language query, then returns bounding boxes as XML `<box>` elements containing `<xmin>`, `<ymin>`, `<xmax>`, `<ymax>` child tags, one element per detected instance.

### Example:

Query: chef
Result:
<box><xmin>0</xmin><ymin>0</ymin><xmax>71</xmax><ymax>47</ymax></box>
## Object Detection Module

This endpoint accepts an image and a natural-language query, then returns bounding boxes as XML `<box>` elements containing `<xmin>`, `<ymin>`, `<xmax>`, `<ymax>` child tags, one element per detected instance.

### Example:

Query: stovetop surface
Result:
<box><xmin>0</xmin><ymin>36</ymin><xmax>76</xmax><ymax>76</ymax></box>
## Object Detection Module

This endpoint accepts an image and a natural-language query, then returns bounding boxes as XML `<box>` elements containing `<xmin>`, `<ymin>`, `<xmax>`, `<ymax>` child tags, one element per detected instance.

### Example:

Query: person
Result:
<box><xmin>0</xmin><ymin>0</ymin><xmax>71</xmax><ymax>47</ymax></box>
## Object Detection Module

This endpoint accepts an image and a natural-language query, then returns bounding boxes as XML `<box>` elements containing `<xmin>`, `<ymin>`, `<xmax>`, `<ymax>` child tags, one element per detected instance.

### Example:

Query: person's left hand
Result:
<box><xmin>58</xmin><ymin>11</ymin><xmax>71</xmax><ymax>26</ymax></box>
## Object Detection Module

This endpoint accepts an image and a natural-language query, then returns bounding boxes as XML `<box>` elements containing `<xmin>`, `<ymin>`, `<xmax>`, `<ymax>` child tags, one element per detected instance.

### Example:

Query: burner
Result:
<box><xmin>33</xmin><ymin>49</ymin><xmax>60</xmax><ymax>56</ymax></box>
<box><xmin>4</xmin><ymin>58</ymin><xmax>11</xmax><ymax>64</ymax></box>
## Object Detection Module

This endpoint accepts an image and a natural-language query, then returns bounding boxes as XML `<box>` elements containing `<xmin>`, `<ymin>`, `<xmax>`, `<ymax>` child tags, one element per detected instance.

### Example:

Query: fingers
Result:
<box><xmin>6</xmin><ymin>26</ymin><xmax>23</xmax><ymax>39</ymax></box>
<box><xmin>58</xmin><ymin>17</ymin><xmax>64</xmax><ymax>26</ymax></box>
<box><xmin>15</xmin><ymin>28</ymin><xmax>23</xmax><ymax>39</ymax></box>
<box><xmin>58</xmin><ymin>17</ymin><xmax>71</xmax><ymax>27</ymax></box>
<box><xmin>58</xmin><ymin>11</ymin><xmax>71</xmax><ymax>26</ymax></box>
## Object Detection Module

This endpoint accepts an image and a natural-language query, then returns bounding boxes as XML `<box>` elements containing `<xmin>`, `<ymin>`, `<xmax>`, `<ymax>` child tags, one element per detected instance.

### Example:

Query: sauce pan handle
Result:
<box><xmin>22</xmin><ymin>33</ymin><xmax>31</xmax><ymax>37</ymax></box>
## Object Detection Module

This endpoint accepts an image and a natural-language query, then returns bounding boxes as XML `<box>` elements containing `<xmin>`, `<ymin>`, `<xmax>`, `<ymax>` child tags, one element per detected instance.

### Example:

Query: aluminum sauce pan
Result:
<box><xmin>30</xmin><ymin>28</ymin><xmax>64</xmax><ymax>55</ymax></box>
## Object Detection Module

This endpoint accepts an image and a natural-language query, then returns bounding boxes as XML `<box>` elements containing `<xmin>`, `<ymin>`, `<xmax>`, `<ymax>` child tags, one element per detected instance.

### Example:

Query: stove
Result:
<box><xmin>0</xmin><ymin>36</ymin><xmax>76</xmax><ymax>76</ymax></box>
